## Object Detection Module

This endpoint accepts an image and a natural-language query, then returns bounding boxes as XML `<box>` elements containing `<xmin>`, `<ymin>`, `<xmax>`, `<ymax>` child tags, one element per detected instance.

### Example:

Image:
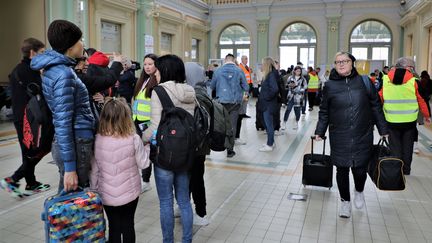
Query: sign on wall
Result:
<box><xmin>101</xmin><ymin>21</ymin><xmax>121</xmax><ymax>53</ymax></box>
<box><xmin>145</xmin><ymin>35</ymin><xmax>154</xmax><ymax>55</ymax></box>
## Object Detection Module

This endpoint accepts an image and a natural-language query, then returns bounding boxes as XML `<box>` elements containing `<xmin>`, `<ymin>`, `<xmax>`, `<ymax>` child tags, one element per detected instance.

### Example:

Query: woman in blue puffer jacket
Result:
<box><xmin>31</xmin><ymin>20</ymin><xmax>95</xmax><ymax>193</ymax></box>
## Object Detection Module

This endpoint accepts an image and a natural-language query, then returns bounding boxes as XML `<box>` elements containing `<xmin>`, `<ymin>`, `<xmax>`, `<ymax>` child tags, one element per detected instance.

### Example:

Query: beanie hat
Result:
<box><xmin>47</xmin><ymin>20</ymin><xmax>82</xmax><ymax>54</ymax></box>
<box><xmin>346</xmin><ymin>52</ymin><xmax>356</xmax><ymax>63</ymax></box>
<box><xmin>88</xmin><ymin>51</ymin><xmax>110</xmax><ymax>67</ymax></box>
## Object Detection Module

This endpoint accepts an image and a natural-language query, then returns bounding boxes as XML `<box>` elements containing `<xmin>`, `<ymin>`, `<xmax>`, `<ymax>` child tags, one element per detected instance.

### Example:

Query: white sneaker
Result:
<box><xmin>235</xmin><ymin>138</ymin><xmax>247</xmax><ymax>145</ymax></box>
<box><xmin>193</xmin><ymin>214</ymin><xmax>210</xmax><ymax>226</ymax></box>
<box><xmin>281</xmin><ymin>122</ymin><xmax>286</xmax><ymax>130</ymax></box>
<box><xmin>141</xmin><ymin>182</ymin><xmax>151</xmax><ymax>193</ymax></box>
<box><xmin>274</xmin><ymin>130</ymin><xmax>284</xmax><ymax>136</ymax></box>
<box><xmin>413</xmin><ymin>142</ymin><xmax>419</xmax><ymax>154</ymax></box>
<box><xmin>354</xmin><ymin>191</ymin><xmax>365</xmax><ymax>209</ymax></box>
<box><xmin>259</xmin><ymin>144</ymin><xmax>274</xmax><ymax>152</ymax></box>
<box><xmin>339</xmin><ymin>200</ymin><xmax>352</xmax><ymax>218</ymax></box>
<box><xmin>174</xmin><ymin>205</ymin><xmax>181</xmax><ymax>218</ymax></box>
<box><xmin>293</xmin><ymin>122</ymin><xmax>298</xmax><ymax>130</ymax></box>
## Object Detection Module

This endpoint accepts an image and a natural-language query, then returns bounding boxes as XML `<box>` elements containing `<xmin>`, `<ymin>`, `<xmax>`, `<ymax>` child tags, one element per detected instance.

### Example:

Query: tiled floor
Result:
<box><xmin>1</xmin><ymin>100</ymin><xmax>432</xmax><ymax>243</ymax></box>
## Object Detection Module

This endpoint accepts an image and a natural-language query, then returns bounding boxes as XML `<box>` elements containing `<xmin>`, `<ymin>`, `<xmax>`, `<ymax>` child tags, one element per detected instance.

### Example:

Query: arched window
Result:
<box><xmin>350</xmin><ymin>20</ymin><xmax>392</xmax><ymax>65</ymax></box>
<box><xmin>279</xmin><ymin>22</ymin><xmax>316</xmax><ymax>70</ymax></box>
<box><xmin>218</xmin><ymin>25</ymin><xmax>250</xmax><ymax>62</ymax></box>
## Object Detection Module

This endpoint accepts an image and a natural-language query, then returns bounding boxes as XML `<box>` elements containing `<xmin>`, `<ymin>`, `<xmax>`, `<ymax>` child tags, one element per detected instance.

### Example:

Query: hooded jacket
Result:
<box><xmin>315</xmin><ymin>68</ymin><xmax>388</xmax><ymax>168</ymax></box>
<box><xmin>9</xmin><ymin>57</ymin><xmax>42</xmax><ymax>122</ymax></box>
<box><xmin>31</xmin><ymin>50</ymin><xmax>95</xmax><ymax>172</ymax></box>
<box><xmin>378</xmin><ymin>68</ymin><xmax>430</xmax><ymax>129</ymax></box>
<box><xmin>142</xmin><ymin>81</ymin><xmax>196</xmax><ymax>142</ymax></box>
<box><xmin>91</xmin><ymin>134</ymin><xmax>150</xmax><ymax>206</ymax></box>
<box><xmin>185</xmin><ymin>62</ymin><xmax>213</xmax><ymax>155</ymax></box>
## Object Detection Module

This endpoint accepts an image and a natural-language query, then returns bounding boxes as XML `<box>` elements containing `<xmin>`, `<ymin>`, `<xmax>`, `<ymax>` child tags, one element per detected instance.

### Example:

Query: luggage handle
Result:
<box><xmin>59</xmin><ymin>187</ymin><xmax>84</xmax><ymax>196</ymax></box>
<box><xmin>377</xmin><ymin>137</ymin><xmax>390</xmax><ymax>155</ymax></box>
<box><xmin>310</xmin><ymin>135</ymin><xmax>327</xmax><ymax>160</ymax></box>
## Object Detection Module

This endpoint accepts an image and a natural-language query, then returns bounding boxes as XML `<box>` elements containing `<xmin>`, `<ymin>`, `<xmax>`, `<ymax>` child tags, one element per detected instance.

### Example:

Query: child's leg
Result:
<box><xmin>104</xmin><ymin>204</ymin><xmax>122</xmax><ymax>243</ymax></box>
<box><xmin>121</xmin><ymin>197</ymin><xmax>139</xmax><ymax>243</ymax></box>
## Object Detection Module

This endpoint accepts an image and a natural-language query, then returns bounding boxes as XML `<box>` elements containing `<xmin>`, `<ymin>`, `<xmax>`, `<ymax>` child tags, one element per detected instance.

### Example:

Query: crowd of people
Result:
<box><xmin>0</xmin><ymin>18</ymin><xmax>431</xmax><ymax>242</ymax></box>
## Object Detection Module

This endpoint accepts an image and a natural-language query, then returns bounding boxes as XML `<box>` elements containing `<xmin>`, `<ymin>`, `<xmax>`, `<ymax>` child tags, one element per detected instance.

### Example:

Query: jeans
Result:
<box><xmin>283</xmin><ymin>99</ymin><xmax>301</xmax><ymax>122</ymax></box>
<box><xmin>154</xmin><ymin>165</ymin><xmax>193</xmax><ymax>243</ymax></box>
<box><xmin>302</xmin><ymin>91</ymin><xmax>307</xmax><ymax>113</ymax></box>
<box><xmin>11</xmin><ymin>121</ymin><xmax>43</xmax><ymax>186</ymax></box>
<box><xmin>388</xmin><ymin>126</ymin><xmax>416</xmax><ymax>174</ymax></box>
<box><xmin>336</xmin><ymin>166</ymin><xmax>367</xmax><ymax>201</ymax></box>
<box><xmin>190</xmin><ymin>155</ymin><xmax>207</xmax><ymax>217</ymax></box>
<box><xmin>52</xmin><ymin>137</ymin><xmax>94</xmax><ymax>193</ymax></box>
<box><xmin>104</xmin><ymin>197</ymin><xmax>139</xmax><ymax>243</ymax></box>
<box><xmin>263</xmin><ymin>109</ymin><xmax>275</xmax><ymax>146</ymax></box>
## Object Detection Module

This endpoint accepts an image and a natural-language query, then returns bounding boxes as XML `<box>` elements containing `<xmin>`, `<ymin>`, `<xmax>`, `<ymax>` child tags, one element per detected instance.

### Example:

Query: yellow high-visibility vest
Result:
<box><xmin>132</xmin><ymin>89</ymin><xmax>151</xmax><ymax>122</ymax></box>
<box><xmin>308</xmin><ymin>73</ymin><xmax>319</xmax><ymax>90</ymax></box>
<box><xmin>383</xmin><ymin>76</ymin><xmax>418</xmax><ymax>123</ymax></box>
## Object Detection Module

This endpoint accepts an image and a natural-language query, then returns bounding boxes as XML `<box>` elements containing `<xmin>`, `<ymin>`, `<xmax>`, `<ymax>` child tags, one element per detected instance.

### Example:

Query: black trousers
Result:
<box><xmin>336</xmin><ymin>166</ymin><xmax>367</xmax><ymax>201</ymax></box>
<box><xmin>11</xmin><ymin>121</ymin><xmax>42</xmax><ymax>186</ymax></box>
<box><xmin>104</xmin><ymin>197</ymin><xmax>139</xmax><ymax>243</ymax></box>
<box><xmin>388</xmin><ymin>126</ymin><xmax>416</xmax><ymax>174</ymax></box>
<box><xmin>134</xmin><ymin>120</ymin><xmax>152</xmax><ymax>182</ymax></box>
<box><xmin>308</xmin><ymin>92</ymin><xmax>317</xmax><ymax>108</ymax></box>
<box><xmin>190</xmin><ymin>155</ymin><xmax>207</xmax><ymax>217</ymax></box>
<box><xmin>236</xmin><ymin>115</ymin><xmax>243</xmax><ymax>139</ymax></box>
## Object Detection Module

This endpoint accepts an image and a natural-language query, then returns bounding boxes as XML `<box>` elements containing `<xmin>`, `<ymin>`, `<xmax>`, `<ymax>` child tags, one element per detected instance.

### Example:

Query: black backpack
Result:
<box><xmin>194</xmin><ymin>97</ymin><xmax>210</xmax><ymax>150</ymax></box>
<box><xmin>154</xmin><ymin>86</ymin><xmax>197</xmax><ymax>172</ymax></box>
<box><xmin>21</xmin><ymin>80</ymin><xmax>54</xmax><ymax>157</ymax></box>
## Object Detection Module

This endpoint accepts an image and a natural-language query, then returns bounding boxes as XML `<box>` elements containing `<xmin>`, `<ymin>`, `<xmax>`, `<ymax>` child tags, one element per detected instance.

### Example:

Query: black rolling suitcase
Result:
<box><xmin>255</xmin><ymin>100</ymin><xmax>265</xmax><ymax>131</ymax></box>
<box><xmin>302</xmin><ymin>136</ymin><xmax>333</xmax><ymax>189</ymax></box>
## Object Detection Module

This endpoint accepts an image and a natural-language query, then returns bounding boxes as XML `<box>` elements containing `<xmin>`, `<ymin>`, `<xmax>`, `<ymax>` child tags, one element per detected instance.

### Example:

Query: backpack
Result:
<box><xmin>361</xmin><ymin>75</ymin><xmax>372</xmax><ymax>95</ymax></box>
<box><xmin>153</xmin><ymin>86</ymin><xmax>196</xmax><ymax>172</ymax></box>
<box><xmin>208</xmin><ymin>100</ymin><xmax>234</xmax><ymax>151</ymax></box>
<box><xmin>194</xmin><ymin>85</ymin><xmax>212</xmax><ymax>151</ymax></box>
<box><xmin>194</xmin><ymin>97</ymin><xmax>210</xmax><ymax>150</ymax></box>
<box><xmin>14</xmin><ymin>71</ymin><xmax>54</xmax><ymax>157</ymax></box>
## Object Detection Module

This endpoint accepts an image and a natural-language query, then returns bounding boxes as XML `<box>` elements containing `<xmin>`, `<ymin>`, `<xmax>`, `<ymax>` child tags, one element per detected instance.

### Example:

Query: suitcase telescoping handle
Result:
<box><xmin>310</xmin><ymin>135</ymin><xmax>327</xmax><ymax>160</ymax></box>
<box><xmin>59</xmin><ymin>187</ymin><xmax>84</xmax><ymax>196</ymax></box>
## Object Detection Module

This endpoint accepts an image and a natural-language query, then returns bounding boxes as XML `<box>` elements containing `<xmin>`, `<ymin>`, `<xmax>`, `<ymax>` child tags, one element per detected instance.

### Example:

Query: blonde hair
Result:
<box><xmin>334</xmin><ymin>51</ymin><xmax>350</xmax><ymax>61</ymax></box>
<box><xmin>262</xmin><ymin>57</ymin><xmax>276</xmax><ymax>78</ymax></box>
<box><xmin>98</xmin><ymin>97</ymin><xmax>135</xmax><ymax>137</ymax></box>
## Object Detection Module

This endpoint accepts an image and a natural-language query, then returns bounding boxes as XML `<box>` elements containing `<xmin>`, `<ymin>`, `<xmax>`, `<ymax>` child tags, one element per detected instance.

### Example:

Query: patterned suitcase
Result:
<box><xmin>41</xmin><ymin>189</ymin><xmax>106</xmax><ymax>242</ymax></box>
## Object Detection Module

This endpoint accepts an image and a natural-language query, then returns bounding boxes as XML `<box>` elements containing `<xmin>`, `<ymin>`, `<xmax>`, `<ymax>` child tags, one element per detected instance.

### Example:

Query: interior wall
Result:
<box><xmin>0</xmin><ymin>0</ymin><xmax>46</xmax><ymax>85</ymax></box>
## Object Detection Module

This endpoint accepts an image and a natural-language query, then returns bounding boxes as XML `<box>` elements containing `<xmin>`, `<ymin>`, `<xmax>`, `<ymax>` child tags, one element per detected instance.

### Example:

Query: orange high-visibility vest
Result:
<box><xmin>239</xmin><ymin>63</ymin><xmax>252</xmax><ymax>84</ymax></box>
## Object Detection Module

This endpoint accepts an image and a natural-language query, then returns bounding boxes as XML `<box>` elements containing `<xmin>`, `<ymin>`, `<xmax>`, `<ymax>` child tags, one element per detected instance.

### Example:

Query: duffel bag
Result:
<box><xmin>368</xmin><ymin>138</ymin><xmax>406</xmax><ymax>191</ymax></box>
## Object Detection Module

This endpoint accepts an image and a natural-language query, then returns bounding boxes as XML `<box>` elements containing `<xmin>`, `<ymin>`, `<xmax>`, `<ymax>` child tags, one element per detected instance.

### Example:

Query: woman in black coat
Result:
<box><xmin>314</xmin><ymin>52</ymin><xmax>388</xmax><ymax>218</ymax></box>
<box><xmin>258</xmin><ymin>57</ymin><xmax>280</xmax><ymax>152</ymax></box>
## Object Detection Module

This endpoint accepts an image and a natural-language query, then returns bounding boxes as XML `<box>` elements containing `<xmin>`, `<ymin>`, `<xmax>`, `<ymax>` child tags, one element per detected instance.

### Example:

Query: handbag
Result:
<box><xmin>368</xmin><ymin>138</ymin><xmax>406</xmax><ymax>191</ymax></box>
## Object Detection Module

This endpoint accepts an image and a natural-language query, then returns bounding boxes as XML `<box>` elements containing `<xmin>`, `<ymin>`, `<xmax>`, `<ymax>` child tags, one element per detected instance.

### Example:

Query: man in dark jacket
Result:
<box><xmin>31</xmin><ymin>20</ymin><xmax>95</xmax><ymax>192</ymax></box>
<box><xmin>0</xmin><ymin>38</ymin><xmax>51</xmax><ymax>198</ymax></box>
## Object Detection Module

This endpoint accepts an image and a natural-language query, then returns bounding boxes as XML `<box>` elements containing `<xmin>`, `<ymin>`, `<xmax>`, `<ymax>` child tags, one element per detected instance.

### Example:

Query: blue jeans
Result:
<box><xmin>263</xmin><ymin>109</ymin><xmax>275</xmax><ymax>146</ymax></box>
<box><xmin>52</xmin><ymin>137</ymin><xmax>94</xmax><ymax>193</ymax></box>
<box><xmin>154</xmin><ymin>165</ymin><xmax>193</xmax><ymax>243</ymax></box>
<box><xmin>283</xmin><ymin>98</ymin><xmax>301</xmax><ymax>122</ymax></box>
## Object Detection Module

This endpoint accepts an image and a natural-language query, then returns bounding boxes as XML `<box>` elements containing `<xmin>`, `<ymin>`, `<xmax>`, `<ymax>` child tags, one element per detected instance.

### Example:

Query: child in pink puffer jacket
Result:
<box><xmin>90</xmin><ymin>97</ymin><xmax>150</xmax><ymax>243</ymax></box>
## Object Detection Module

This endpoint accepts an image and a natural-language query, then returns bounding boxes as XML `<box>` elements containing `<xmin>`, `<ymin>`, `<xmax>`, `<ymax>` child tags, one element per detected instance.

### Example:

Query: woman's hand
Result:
<box><xmin>93</xmin><ymin>93</ymin><xmax>104</xmax><ymax>104</ymax></box>
<box><xmin>314</xmin><ymin>135</ymin><xmax>322</xmax><ymax>141</ymax></box>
